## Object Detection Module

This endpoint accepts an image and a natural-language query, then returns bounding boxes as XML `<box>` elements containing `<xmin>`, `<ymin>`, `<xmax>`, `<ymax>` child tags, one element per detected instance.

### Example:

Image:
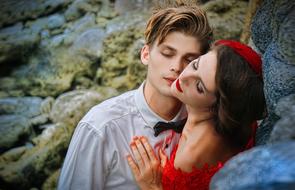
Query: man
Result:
<box><xmin>58</xmin><ymin>2</ymin><xmax>212</xmax><ymax>189</ymax></box>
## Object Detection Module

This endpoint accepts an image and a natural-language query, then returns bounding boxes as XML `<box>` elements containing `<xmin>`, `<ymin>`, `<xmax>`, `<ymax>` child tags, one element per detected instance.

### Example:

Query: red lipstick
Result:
<box><xmin>176</xmin><ymin>79</ymin><xmax>183</xmax><ymax>92</ymax></box>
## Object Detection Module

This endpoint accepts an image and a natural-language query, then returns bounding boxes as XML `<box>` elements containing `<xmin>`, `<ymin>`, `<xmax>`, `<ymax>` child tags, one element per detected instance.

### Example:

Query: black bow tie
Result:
<box><xmin>153</xmin><ymin>118</ymin><xmax>187</xmax><ymax>137</ymax></box>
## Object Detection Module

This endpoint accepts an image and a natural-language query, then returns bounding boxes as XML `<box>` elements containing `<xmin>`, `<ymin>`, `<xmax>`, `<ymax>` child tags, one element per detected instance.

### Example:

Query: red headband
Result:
<box><xmin>215</xmin><ymin>40</ymin><xmax>262</xmax><ymax>78</ymax></box>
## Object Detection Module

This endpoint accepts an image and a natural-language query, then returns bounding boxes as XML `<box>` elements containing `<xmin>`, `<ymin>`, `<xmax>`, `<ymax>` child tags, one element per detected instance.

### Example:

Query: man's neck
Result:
<box><xmin>144</xmin><ymin>85</ymin><xmax>182</xmax><ymax>121</ymax></box>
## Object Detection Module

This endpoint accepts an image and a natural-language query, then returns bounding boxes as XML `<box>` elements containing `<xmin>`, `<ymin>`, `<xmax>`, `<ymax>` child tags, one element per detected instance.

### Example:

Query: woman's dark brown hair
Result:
<box><xmin>212</xmin><ymin>45</ymin><xmax>266</xmax><ymax>149</ymax></box>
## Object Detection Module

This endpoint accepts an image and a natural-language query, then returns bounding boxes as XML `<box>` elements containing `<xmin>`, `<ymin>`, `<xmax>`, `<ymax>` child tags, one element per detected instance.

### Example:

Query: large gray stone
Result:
<box><xmin>64</xmin><ymin>0</ymin><xmax>102</xmax><ymax>21</ymax></box>
<box><xmin>0</xmin><ymin>46</ymin><xmax>97</xmax><ymax>97</ymax></box>
<box><xmin>203</xmin><ymin>0</ymin><xmax>248</xmax><ymax>40</ymax></box>
<box><xmin>269</xmin><ymin>94</ymin><xmax>295</xmax><ymax>143</ymax></box>
<box><xmin>71</xmin><ymin>27</ymin><xmax>106</xmax><ymax>59</ymax></box>
<box><xmin>0</xmin><ymin>115</ymin><xmax>31</xmax><ymax>151</ymax></box>
<box><xmin>0</xmin><ymin>0</ymin><xmax>71</xmax><ymax>27</ymax></box>
<box><xmin>256</xmin><ymin>42</ymin><xmax>295</xmax><ymax>145</ymax></box>
<box><xmin>250</xmin><ymin>0</ymin><xmax>273</xmax><ymax>54</ymax></box>
<box><xmin>114</xmin><ymin>0</ymin><xmax>153</xmax><ymax>15</ymax></box>
<box><xmin>0</xmin><ymin>122</ymin><xmax>71</xmax><ymax>189</ymax></box>
<box><xmin>210</xmin><ymin>141</ymin><xmax>295</xmax><ymax>190</ymax></box>
<box><xmin>0</xmin><ymin>97</ymin><xmax>43</xmax><ymax>117</ymax></box>
<box><xmin>252</xmin><ymin>0</ymin><xmax>295</xmax><ymax>145</ymax></box>
<box><xmin>50</xmin><ymin>90</ymin><xmax>104</xmax><ymax>127</ymax></box>
<box><xmin>0</xmin><ymin>97</ymin><xmax>52</xmax><ymax>151</ymax></box>
<box><xmin>0</xmin><ymin>22</ymin><xmax>40</xmax><ymax>65</ymax></box>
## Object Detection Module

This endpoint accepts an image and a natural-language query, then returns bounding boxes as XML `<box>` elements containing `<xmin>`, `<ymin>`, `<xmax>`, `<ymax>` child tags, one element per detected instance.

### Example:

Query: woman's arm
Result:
<box><xmin>127</xmin><ymin>136</ymin><xmax>167</xmax><ymax>190</ymax></box>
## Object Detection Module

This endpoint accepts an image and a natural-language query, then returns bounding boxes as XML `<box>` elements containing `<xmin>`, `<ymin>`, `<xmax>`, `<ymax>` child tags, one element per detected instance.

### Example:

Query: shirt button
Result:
<box><xmin>165</xmin><ymin>144</ymin><xmax>169</xmax><ymax>149</ymax></box>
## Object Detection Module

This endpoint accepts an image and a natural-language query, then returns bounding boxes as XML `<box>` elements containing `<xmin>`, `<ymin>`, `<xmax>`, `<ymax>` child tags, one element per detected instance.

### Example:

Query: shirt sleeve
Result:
<box><xmin>57</xmin><ymin>122</ymin><xmax>110</xmax><ymax>190</ymax></box>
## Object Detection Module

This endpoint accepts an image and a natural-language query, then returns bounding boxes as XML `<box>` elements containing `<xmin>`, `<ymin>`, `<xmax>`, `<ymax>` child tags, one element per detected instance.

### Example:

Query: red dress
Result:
<box><xmin>161</xmin><ymin>145</ymin><xmax>223</xmax><ymax>190</ymax></box>
<box><xmin>161</xmin><ymin>122</ymin><xmax>257</xmax><ymax>190</ymax></box>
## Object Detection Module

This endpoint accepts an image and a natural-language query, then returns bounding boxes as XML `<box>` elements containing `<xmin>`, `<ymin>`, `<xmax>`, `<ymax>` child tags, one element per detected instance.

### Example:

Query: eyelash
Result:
<box><xmin>161</xmin><ymin>52</ymin><xmax>173</xmax><ymax>57</ymax></box>
<box><xmin>196</xmin><ymin>81</ymin><xmax>204</xmax><ymax>94</ymax></box>
<box><xmin>161</xmin><ymin>52</ymin><xmax>197</xmax><ymax>64</ymax></box>
<box><xmin>192</xmin><ymin>59</ymin><xmax>199</xmax><ymax>70</ymax></box>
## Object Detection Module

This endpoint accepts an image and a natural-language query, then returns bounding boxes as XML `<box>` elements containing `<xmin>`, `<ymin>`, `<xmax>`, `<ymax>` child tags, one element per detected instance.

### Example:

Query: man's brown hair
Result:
<box><xmin>145</xmin><ymin>1</ymin><xmax>213</xmax><ymax>54</ymax></box>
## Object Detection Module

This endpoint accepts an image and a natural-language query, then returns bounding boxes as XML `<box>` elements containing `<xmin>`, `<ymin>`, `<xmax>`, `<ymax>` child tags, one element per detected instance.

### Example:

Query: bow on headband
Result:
<box><xmin>215</xmin><ymin>40</ymin><xmax>262</xmax><ymax>78</ymax></box>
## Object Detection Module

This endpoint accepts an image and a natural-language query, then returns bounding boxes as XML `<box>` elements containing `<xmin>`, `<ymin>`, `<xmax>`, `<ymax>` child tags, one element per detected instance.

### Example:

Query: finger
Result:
<box><xmin>139</xmin><ymin>136</ymin><xmax>161</xmax><ymax>181</ymax></box>
<box><xmin>159</xmin><ymin>148</ymin><xmax>168</xmax><ymax>167</ymax></box>
<box><xmin>140</xmin><ymin>136</ymin><xmax>158</xmax><ymax>161</ymax></box>
<box><xmin>126</xmin><ymin>155</ymin><xmax>140</xmax><ymax>179</ymax></box>
<box><xmin>130</xmin><ymin>140</ymin><xmax>145</xmax><ymax>169</ymax></box>
<box><xmin>134</xmin><ymin>137</ymin><xmax>151</xmax><ymax>167</ymax></box>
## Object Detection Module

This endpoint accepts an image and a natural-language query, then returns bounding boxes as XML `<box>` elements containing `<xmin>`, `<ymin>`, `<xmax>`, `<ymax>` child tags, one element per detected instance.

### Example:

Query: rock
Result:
<box><xmin>50</xmin><ymin>90</ymin><xmax>104</xmax><ymax>127</ymax></box>
<box><xmin>0</xmin><ymin>122</ymin><xmax>71</xmax><ymax>189</ymax></box>
<box><xmin>105</xmin><ymin>12</ymin><xmax>148</xmax><ymax>35</ymax></box>
<box><xmin>0</xmin><ymin>23</ymin><xmax>40</xmax><ymax>65</ymax></box>
<box><xmin>27</xmin><ymin>17</ymin><xmax>49</xmax><ymax>35</ymax></box>
<box><xmin>0</xmin><ymin>47</ymin><xmax>97</xmax><ymax>97</ymax></box>
<box><xmin>210</xmin><ymin>141</ymin><xmax>295</xmax><ymax>190</ymax></box>
<box><xmin>47</xmin><ymin>14</ymin><xmax>65</xmax><ymax>30</ymax></box>
<box><xmin>250</xmin><ymin>0</ymin><xmax>273</xmax><ymax>54</ymax></box>
<box><xmin>97</xmin><ymin>14</ymin><xmax>147</xmax><ymax>92</ymax></box>
<box><xmin>42</xmin><ymin>169</ymin><xmax>60</xmax><ymax>190</ymax></box>
<box><xmin>275</xmin><ymin>94</ymin><xmax>295</xmax><ymax>117</ymax></box>
<box><xmin>97</xmin><ymin>33</ymin><xmax>146</xmax><ymax>92</ymax></box>
<box><xmin>114</xmin><ymin>0</ymin><xmax>153</xmax><ymax>15</ymax></box>
<box><xmin>0</xmin><ymin>146</ymin><xmax>28</xmax><ymax>163</ymax></box>
<box><xmin>268</xmin><ymin>94</ymin><xmax>295</xmax><ymax>143</ymax></box>
<box><xmin>0</xmin><ymin>115</ymin><xmax>31</xmax><ymax>152</ymax></box>
<box><xmin>251</xmin><ymin>0</ymin><xmax>295</xmax><ymax>145</ymax></box>
<box><xmin>0</xmin><ymin>97</ymin><xmax>52</xmax><ymax>151</ymax></box>
<box><xmin>203</xmin><ymin>0</ymin><xmax>248</xmax><ymax>40</ymax></box>
<box><xmin>276</xmin><ymin>2</ymin><xmax>295</xmax><ymax>65</ymax></box>
<box><xmin>71</xmin><ymin>27</ymin><xmax>106</xmax><ymax>59</ymax></box>
<box><xmin>0</xmin><ymin>0</ymin><xmax>71</xmax><ymax>27</ymax></box>
<box><xmin>256</xmin><ymin>42</ymin><xmax>295</xmax><ymax>145</ymax></box>
<box><xmin>64</xmin><ymin>0</ymin><xmax>102</xmax><ymax>21</ymax></box>
<box><xmin>69</xmin><ymin>13</ymin><xmax>96</xmax><ymax>34</ymax></box>
<box><xmin>0</xmin><ymin>97</ymin><xmax>43</xmax><ymax>117</ymax></box>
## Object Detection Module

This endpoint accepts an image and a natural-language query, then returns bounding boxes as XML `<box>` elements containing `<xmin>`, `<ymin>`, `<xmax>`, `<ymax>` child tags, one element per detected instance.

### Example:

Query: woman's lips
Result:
<box><xmin>176</xmin><ymin>79</ymin><xmax>183</xmax><ymax>92</ymax></box>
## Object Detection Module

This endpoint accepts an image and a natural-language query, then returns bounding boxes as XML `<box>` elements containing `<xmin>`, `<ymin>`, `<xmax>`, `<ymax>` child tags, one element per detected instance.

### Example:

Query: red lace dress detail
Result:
<box><xmin>161</xmin><ymin>145</ymin><xmax>223</xmax><ymax>190</ymax></box>
<box><xmin>162</xmin><ymin>122</ymin><xmax>258</xmax><ymax>190</ymax></box>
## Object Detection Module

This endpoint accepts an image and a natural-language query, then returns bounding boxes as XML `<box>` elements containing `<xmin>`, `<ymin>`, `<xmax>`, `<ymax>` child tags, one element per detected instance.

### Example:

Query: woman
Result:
<box><xmin>126</xmin><ymin>40</ymin><xmax>266</xmax><ymax>190</ymax></box>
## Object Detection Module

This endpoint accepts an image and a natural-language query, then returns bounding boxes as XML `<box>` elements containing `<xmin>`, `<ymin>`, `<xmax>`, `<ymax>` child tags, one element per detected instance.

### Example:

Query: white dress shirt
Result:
<box><xmin>58</xmin><ymin>82</ymin><xmax>187</xmax><ymax>190</ymax></box>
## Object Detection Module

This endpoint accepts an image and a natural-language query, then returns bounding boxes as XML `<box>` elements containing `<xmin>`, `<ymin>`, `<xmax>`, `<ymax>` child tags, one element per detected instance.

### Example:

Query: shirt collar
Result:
<box><xmin>135</xmin><ymin>81</ymin><xmax>187</xmax><ymax>128</ymax></box>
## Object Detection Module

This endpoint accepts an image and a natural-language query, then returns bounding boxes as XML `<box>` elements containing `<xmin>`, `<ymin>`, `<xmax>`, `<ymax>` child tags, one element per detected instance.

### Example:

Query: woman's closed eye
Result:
<box><xmin>192</xmin><ymin>58</ymin><xmax>200</xmax><ymax>70</ymax></box>
<box><xmin>196</xmin><ymin>80</ymin><xmax>204</xmax><ymax>94</ymax></box>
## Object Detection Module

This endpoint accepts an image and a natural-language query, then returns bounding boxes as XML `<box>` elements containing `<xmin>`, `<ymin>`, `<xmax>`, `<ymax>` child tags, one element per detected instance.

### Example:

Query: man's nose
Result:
<box><xmin>169</xmin><ymin>58</ymin><xmax>183</xmax><ymax>74</ymax></box>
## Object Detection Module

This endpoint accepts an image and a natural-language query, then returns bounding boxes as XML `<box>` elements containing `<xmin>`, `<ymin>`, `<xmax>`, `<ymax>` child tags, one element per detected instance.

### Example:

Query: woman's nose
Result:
<box><xmin>179</xmin><ymin>67</ymin><xmax>195</xmax><ymax>82</ymax></box>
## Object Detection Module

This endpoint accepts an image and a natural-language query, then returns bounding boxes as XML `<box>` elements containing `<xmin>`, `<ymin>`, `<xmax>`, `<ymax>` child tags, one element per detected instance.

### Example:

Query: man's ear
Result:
<box><xmin>140</xmin><ymin>45</ymin><xmax>150</xmax><ymax>66</ymax></box>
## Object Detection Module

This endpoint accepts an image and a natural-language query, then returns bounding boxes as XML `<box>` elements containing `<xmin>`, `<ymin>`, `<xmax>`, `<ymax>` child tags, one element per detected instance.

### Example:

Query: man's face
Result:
<box><xmin>141</xmin><ymin>31</ymin><xmax>202</xmax><ymax>98</ymax></box>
